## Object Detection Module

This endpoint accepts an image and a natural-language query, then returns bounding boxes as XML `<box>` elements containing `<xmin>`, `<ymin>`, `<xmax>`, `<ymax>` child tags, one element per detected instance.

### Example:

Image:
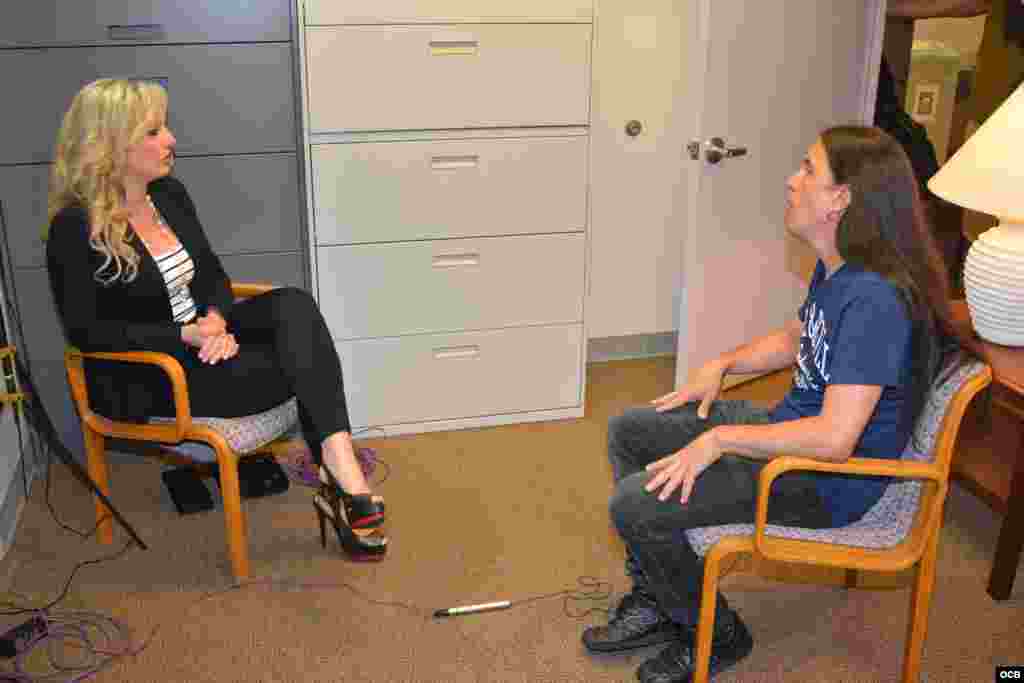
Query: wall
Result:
<box><xmin>908</xmin><ymin>16</ymin><xmax>987</xmax><ymax>163</ymax></box>
<box><xmin>915</xmin><ymin>14</ymin><xmax>987</xmax><ymax>66</ymax></box>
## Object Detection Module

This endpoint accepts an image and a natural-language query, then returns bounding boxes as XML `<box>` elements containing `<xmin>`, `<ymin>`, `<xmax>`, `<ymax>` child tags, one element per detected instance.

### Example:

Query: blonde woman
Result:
<box><xmin>46</xmin><ymin>79</ymin><xmax>386</xmax><ymax>560</ymax></box>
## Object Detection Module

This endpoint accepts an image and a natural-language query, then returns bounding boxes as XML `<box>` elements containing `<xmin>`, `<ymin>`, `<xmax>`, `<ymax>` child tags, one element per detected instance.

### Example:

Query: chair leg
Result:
<box><xmin>214</xmin><ymin>444</ymin><xmax>250</xmax><ymax>581</ymax></box>
<box><xmin>903</xmin><ymin>527</ymin><xmax>940</xmax><ymax>683</ymax></box>
<box><xmin>844</xmin><ymin>569</ymin><xmax>858</xmax><ymax>588</ymax></box>
<box><xmin>82</xmin><ymin>427</ymin><xmax>113</xmax><ymax>545</ymax></box>
<box><xmin>694</xmin><ymin>548</ymin><xmax>730</xmax><ymax>683</ymax></box>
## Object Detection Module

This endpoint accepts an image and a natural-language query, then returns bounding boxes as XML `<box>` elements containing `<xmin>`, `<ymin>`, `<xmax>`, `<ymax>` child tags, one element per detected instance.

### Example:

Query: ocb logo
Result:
<box><xmin>997</xmin><ymin>666</ymin><xmax>1024</xmax><ymax>680</ymax></box>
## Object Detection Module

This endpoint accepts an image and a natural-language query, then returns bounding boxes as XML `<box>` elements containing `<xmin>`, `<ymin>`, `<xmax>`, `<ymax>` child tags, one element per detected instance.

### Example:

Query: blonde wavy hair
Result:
<box><xmin>47</xmin><ymin>78</ymin><xmax>169</xmax><ymax>285</ymax></box>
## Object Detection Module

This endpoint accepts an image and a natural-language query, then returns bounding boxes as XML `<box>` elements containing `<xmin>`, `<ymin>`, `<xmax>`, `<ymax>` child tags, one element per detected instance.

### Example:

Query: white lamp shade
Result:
<box><xmin>927</xmin><ymin>82</ymin><xmax>1024</xmax><ymax>346</ymax></box>
<box><xmin>928</xmin><ymin>82</ymin><xmax>1024</xmax><ymax>221</ymax></box>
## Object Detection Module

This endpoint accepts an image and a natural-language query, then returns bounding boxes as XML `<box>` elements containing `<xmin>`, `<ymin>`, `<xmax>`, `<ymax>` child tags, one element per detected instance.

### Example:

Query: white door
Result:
<box><xmin>675</xmin><ymin>0</ymin><xmax>885</xmax><ymax>387</ymax></box>
<box><xmin>587</xmin><ymin>1</ymin><xmax>699</xmax><ymax>338</ymax></box>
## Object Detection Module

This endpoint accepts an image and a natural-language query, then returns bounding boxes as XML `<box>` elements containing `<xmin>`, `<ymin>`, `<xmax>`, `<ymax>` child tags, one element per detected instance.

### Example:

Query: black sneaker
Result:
<box><xmin>635</xmin><ymin>612</ymin><xmax>753</xmax><ymax>683</ymax></box>
<box><xmin>582</xmin><ymin>590</ymin><xmax>685</xmax><ymax>654</ymax></box>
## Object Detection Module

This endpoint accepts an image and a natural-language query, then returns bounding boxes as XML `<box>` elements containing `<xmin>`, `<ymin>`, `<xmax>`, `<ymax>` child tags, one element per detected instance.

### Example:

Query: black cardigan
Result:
<box><xmin>47</xmin><ymin>176</ymin><xmax>234</xmax><ymax>420</ymax></box>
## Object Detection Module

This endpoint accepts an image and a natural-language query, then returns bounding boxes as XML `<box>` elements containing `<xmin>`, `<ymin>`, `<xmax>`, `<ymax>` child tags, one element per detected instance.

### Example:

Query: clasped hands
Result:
<box><xmin>644</xmin><ymin>360</ymin><xmax>728</xmax><ymax>505</ymax></box>
<box><xmin>181</xmin><ymin>309</ymin><xmax>238</xmax><ymax>365</ymax></box>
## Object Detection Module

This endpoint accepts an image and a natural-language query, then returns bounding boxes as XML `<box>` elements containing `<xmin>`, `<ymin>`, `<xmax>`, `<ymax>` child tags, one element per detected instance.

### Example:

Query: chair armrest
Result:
<box><xmin>752</xmin><ymin>455</ymin><xmax>944</xmax><ymax>560</ymax></box>
<box><xmin>64</xmin><ymin>347</ymin><xmax>192</xmax><ymax>442</ymax></box>
<box><xmin>230</xmin><ymin>282</ymin><xmax>275</xmax><ymax>301</ymax></box>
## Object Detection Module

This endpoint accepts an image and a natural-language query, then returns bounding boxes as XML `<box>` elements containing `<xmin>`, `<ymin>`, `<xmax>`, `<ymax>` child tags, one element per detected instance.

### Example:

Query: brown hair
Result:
<box><xmin>821</xmin><ymin>125</ymin><xmax>957</xmax><ymax>431</ymax></box>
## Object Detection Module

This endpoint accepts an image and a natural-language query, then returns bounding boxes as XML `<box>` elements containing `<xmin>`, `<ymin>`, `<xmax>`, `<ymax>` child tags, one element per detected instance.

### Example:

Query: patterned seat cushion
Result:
<box><xmin>686</xmin><ymin>359</ymin><xmax>985</xmax><ymax>557</ymax></box>
<box><xmin>150</xmin><ymin>398</ymin><xmax>299</xmax><ymax>463</ymax></box>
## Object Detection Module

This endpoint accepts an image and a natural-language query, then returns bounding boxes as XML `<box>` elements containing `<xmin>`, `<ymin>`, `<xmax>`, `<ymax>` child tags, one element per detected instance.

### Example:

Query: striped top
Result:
<box><xmin>154</xmin><ymin>245</ymin><xmax>198</xmax><ymax>323</ymax></box>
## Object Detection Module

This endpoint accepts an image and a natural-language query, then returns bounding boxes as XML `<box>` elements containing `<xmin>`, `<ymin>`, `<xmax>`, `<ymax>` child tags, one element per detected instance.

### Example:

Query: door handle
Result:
<box><xmin>433</xmin><ymin>345</ymin><xmax>480</xmax><ymax>360</ymax></box>
<box><xmin>430</xmin><ymin>154</ymin><xmax>480</xmax><ymax>170</ymax></box>
<box><xmin>429</xmin><ymin>40</ymin><xmax>479</xmax><ymax>57</ymax></box>
<box><xmin>704</xmin><ymin>137</ymin><xmax>748</xmax><ymax>165</ymax></box>
<box><xmin>432</xmin><ymin>253</ymin><xmax>480</xmax><ymax>268</ymax></box>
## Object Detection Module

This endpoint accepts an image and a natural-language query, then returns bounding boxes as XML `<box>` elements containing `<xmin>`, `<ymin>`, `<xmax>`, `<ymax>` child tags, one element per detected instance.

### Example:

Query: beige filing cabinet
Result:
<box><xmin>296</xmin><ymin>0</ymin><xmax>592</xmax><ymax>435</ymax></box>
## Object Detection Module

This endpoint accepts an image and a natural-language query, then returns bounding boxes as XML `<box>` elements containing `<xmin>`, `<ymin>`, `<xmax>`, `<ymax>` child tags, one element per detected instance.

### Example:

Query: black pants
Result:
<box><xmin>149</xmin><ymin>287</ymin><xmax>351</xmax><ymax>465</ymax></box>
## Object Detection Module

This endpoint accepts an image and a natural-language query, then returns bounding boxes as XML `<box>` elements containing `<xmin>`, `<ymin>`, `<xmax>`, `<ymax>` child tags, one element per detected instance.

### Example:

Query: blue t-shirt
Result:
<box><xmin>770</xmin><ymin>261</ymin><xmax>913</xmax><ymax>526</ymax></box>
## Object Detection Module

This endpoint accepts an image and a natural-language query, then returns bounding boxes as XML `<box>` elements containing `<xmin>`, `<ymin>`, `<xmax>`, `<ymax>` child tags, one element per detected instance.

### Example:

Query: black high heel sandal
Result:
<box><xmin>319</xmin><ymin>465</ymin><xmax>386</xmax><ymax>530</ymax></box>
<box><xmin>314</xmin><ymin>493</ymin><xmax>387</xmax><ymax>561</ymax></box>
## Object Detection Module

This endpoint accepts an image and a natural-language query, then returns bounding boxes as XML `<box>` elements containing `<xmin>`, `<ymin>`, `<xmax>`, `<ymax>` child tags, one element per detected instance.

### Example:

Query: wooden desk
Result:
<box><xmin>950</xmin><ymin>300</ymin><xmax>1024</xmax><ymax>600</ymax></box>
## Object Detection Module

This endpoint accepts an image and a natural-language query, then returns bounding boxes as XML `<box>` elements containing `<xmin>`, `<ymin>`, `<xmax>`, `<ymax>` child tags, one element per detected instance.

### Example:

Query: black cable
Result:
<box><xmin>40</xmin><ymin>446</ymin><xmax>108</xmax><ymax>542</ymax></box>
<box><xmin>11</xmin><ymin>357</ymin><xmax>146</xmax><ymax>550</ymax></box>
<box><xmin>0</xmin><ymin>540</ymin><xmax>134</xmax><ymax>617</ymax></box>
<box><xmin>514</xmin><ymin>575</ymin><xmax>615</xmax><ymax>619</ymax></box>
<box><xmin>0</xmin><ymin>366</ymin><xmax>126</xmax><ymax>617</ymax></box>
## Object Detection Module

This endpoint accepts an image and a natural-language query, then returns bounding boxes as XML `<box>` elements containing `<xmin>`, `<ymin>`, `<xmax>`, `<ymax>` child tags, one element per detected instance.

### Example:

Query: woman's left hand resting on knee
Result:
<box><xmin>650</xmin><ymin>359</ymin><xmax>728</xmax><ymax>417</ymax></box>
<box><xmin>644</xmin><ymin>430</ymin><xmax>722</xmax><ymax>504</ymax></box>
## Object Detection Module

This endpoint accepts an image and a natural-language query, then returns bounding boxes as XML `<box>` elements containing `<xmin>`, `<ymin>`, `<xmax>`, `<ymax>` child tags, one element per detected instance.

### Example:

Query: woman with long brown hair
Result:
<box><xmin>583</xmin><ymin>125</ymin><xmax>959</xmax><ymax>683</ymax></box>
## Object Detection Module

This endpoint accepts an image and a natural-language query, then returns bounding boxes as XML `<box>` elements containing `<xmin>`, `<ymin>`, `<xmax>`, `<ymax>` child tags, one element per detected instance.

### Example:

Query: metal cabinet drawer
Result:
<box><xmin>304</xmin><ymin>0</ymin><xmax>592</xmax><ymax>25</ymax></box>
<box><xmin>304</xmin><ymin>24</ymin><xmax>592</xmax><ymax>133</ymax></box>
<box><xmin>0</xmin><ymin>165</ymin><xmax>49</xmax><ymax>269</ymax></box>
<box><xmin>1</xmin><ymin>154</ymin><xmax>302</xmax><ymax>269</ymax></box>
<box><xmin>316</xmin><ymin>233</ymin><xmax>585</xmax><ymax>339</ymax></box>
<box><xmin>311</xmin><ymin>135</ymin><xmax>588</xmax><ymax>245</ymax></box>
<box><xmin>174</xmin><ymin>154</ymin><xmax>303</xmax><ymax>257</ymax></box>
<box><xmin>0</xmin><ymin>44</ymin><xmax>296</xmax><ymax>165</ymax></box>
<box><xmin>218</xmin><ymin>252</ymin><xmax>307</xmax><ymax>291</ymax></box>
<box><xmin>0</xmin><ymin>0</ymin><xmax>291</xmax><ymax>48</ymax></box>
<box><xmin>338</xmin><ymin>323</ymin><xmax>583</xmax><ymax>428</ymax></box>
<box><xmin>11</xmin><ymin>268</ymin><xmax>64</xmax><ymax>366</ymax></box>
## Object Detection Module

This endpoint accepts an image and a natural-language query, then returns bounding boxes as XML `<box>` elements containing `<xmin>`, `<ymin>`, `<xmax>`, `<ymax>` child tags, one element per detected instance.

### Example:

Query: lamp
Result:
<box><xmin>928</xmin><ymin>82</ymin><xmax>1024</xmax><ymax>346</ymax></box>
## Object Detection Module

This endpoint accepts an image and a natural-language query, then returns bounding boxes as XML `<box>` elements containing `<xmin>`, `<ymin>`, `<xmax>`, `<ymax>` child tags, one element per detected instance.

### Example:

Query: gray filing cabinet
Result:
<box><xmin>0</xmin><ymin>1</ymin><xmax>308</xmax><ymax>460</ymax></box>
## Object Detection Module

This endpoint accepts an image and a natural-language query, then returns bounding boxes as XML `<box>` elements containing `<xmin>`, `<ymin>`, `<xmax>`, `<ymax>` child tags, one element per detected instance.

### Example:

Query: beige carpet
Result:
<box><xmin>0</xmin><ymin>357</ymin><xmax>1021</xmax><ymax>682</ymax></box>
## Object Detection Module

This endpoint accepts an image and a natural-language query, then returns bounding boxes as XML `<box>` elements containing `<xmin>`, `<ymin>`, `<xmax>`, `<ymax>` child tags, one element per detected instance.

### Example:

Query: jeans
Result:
<box><xmin>607</xmin><ymin>401</ymin><xmax>833</xmax><ymax>627</ymax></box>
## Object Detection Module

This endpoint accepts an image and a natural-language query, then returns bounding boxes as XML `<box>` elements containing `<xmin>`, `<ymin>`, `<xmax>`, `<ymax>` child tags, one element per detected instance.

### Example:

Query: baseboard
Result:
<box><xmin>353</xmin><ymin>406</ymin><xmax>586</xmax><ymax>438</ymax></box>
<box><xmin>587</xmin><ymin>332</ymin><xmax>678</xmax><ymax>363</ymax></box>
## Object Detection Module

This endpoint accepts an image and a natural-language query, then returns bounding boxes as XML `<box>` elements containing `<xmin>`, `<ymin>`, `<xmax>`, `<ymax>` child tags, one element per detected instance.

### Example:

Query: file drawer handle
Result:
<box><xmin>432</xmin><ymin>253</ymin><xmax>480</xmax><ymax>268</ymax></box>
<box><xmin>107</xmin><ymin>23</ymin><xmax>166</xmax><ymax>41</ymax></box>
<box><xmin>430</xmin><ymin>155</ymin><xmax>480</xmax><ymax>171</ymax></box>
<box><xmin>429</xmin><ymin>40</ymin><xmax>479</xmax><ymax>57</ymax></box>
<box><xmin>433</xmin><ymin>345</ymin><xmax>480</xmax><ymax>360</ymax></box>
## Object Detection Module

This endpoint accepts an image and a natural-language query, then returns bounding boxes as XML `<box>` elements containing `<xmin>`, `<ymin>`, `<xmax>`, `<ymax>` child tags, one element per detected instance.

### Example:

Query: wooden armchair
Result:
<box><xmin>64</xmin><ymin>282</ymin><xmax>298</xmax><ymax>581</ymax></box>
<box><xmin>685</xmin><ymin>359</ymin><xmax>991</xmax><ymax>683</ymax></box>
